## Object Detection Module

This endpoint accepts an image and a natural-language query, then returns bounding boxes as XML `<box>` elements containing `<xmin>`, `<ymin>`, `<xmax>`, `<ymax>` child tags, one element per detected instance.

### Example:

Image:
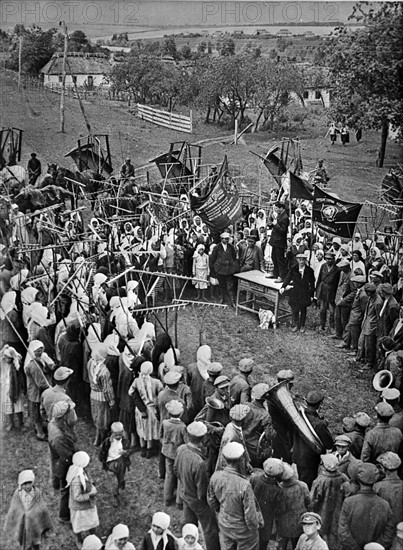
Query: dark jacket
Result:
<box><xmin>210</xmin><ymin>242</ymin><xmax>237</xmax><ymax>276</ymax></box>
<box><xmin>98</xmin><ymin>435</ymin><xmax>131</xmax><ymax>469</ymax></box>
<box><xmin>338</xmin><ymin>486</ymin><xmax>395</xmax><ymax>550</ymax></box>
<box><xmin>316</xmin><ymin>263</ymin><xmax>340</xmax><ymax>303</ymax></box>
<box><xmin>250</xmin><ymin>471</ymin><xmax>283</xmax><ymax>540</ymax></box>
<box><xmin>282</xmin><ymin>265</ymin><xmax>315</xmax><ymax>308</ymax></box>
<box><xmin>140</xmin><ymin>532</ymin><xmax>176</xmax><ymax>550</ymax></box>
<box><xmin>269</xmin><ymin>210</ymin><xmax>289</xmax><ymax>249</ymax></box>
<box><xmin>239</xmin><ymin>245</ymin><xmax>264</xmax><ymax>272</ymax></box>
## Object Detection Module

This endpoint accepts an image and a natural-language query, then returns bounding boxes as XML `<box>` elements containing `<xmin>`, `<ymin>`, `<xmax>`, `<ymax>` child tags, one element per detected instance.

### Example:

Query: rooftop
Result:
<box><xmin>40</xmin><ymin>52</ymin><xmax>112</xmax><ymax>75</ymax></box>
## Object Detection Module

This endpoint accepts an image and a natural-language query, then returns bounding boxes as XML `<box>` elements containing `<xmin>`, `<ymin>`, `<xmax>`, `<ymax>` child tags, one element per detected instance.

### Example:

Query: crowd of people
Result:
<box><xmin>1</xmin><ymin>183</ymin><xmax>403</xmax><ymax>550</ymax></box>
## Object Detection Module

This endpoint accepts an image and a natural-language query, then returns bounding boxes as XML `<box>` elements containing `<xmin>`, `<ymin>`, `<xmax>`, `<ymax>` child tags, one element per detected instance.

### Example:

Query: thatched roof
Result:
<box><xmin>41</xmin><ymin>52</ymin><xmax>112</xmax><ymax>75</ymax></box>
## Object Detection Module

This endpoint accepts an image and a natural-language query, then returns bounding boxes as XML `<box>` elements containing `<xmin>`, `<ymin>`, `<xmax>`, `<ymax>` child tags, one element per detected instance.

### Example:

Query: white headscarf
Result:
<box><xmin>10</xmin><ymin>269</ymin><xmax>29</xmax><ymax>291</ymax></box>
<box><xmin>0</xmin><ymin>291</ymin><xmax>17</xmax><ymax>320</ymax></box>
<box><xmin>28</xmin><ymin>302</ymin><xmax>51</xmax><ymax>327</ymax></box>
<box><xmin>21</xmin><ymin>287</ymin><xmax>39</xmax><ymax>305</ymax></box>
<box><xmin>1</xmin><ymin>344</ymin><xmax>22</xmax><ymax>370</ymax></box>
<box><xmin>105</xmin><ymin>524</ymin><xmax>130</xmax><ymax>549</ymax></box>
<box><xmin>88</xmin><ymin>343</ymin><xmax>108</xmax><ymax>384</ymax></box>
<box><xmin>137</xmin><ymin>361</ymin><xmax>154</xmax><ymax>403</ymax></box>
<box><xmin>66</xmin><ymin>451</ymin><xmax>90</xmax><ymax>488</ymax></box>
<box><xmin>150</xmin><ymin>512</ymin><xmax>171</xmax><ymax>550</ymax></box>
<box><xmin>87</xmin><ymin>323</ymin><xmax>102</xmax><ymax>349</ymax></box>
<box><xmin>196</xmin><ymin>345</ymin><xmax>212</xmax><ymax>381</ymax></box>
<box><xmin>132</xmin><ymin>320</ymin><xmax>155</xmax><ymax>355</ymax></box>
<box><xmin>180</xmin><ymin>524</ymin><xmax>200</xmax><ymax>549</ymax></box>
<box><xmin>18</xmin><ymin>470</ymin><xmax>35</xmax><ymax>489</ymax></box>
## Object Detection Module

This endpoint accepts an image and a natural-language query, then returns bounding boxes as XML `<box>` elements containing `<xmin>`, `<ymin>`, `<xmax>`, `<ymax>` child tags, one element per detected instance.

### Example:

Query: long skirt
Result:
<box><xmin>135</xmin><ymin>405</ymin><xmax>159</xmax><ymax>441</ymax></box>
<box><xmin>119</xmin><ymin>409</ymin><xmax>136</xmax><ymax>435</ymax></box>
<box><xmin>0</xmin><ymin>361</ymin><xmax>24</xmax><ymax>418</ymax></box>
<box><xmin>90</xmin><ymin>399</ymin><xmax>110</xmax><ymax>430</ymax></box>
<box><xmin>70</xmin><ymin>506</ymin><xmax>99</xmax><ymax>534</ymax></box>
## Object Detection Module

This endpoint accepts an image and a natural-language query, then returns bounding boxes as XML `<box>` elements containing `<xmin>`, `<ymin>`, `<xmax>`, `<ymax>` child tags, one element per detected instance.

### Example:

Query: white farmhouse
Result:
<box><xmin>40</xmin><ymin>52</ymin><xmax>112</xmax><ymax>89</ymax></box>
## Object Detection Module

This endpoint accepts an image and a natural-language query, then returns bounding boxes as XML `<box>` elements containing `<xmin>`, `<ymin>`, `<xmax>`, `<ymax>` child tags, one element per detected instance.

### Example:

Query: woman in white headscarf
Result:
<box><xmin>26</xmin><ymin>301</ymin><xmax>56</xmax><ymax>342</ymax></box>
<box><xmin>66</xmin><ymin>451</ymin><xmax>99</xmax><ymax>546</ymax></box>
<box><xmin>0</xmin><ymin>345</ymin><xmax>25</xmax><ymax>431</ymax></box>
<box><xmin>88</xmin><ymin>343</ymin><xmax>115</xmax><ymax>446</ymax></box>
<box><xmin>186</xmin><ymin>344</ymin><xmax>212</xmax><ymax>416</ymax></box>
<box><xmin>105</xmin><ymin>523</ymin><xmax>135</xmax><ymax>550</ymax></box>
<box><xmin>21</xmin><ymin>286</ymin><xmax>39</xmax><ymax>327</ymax></box>
<box><xmin>140</xmin><ymin>511</ymin><xmax>176</xmax><ymax>550</ymax></box>
<box><xmin>0</xmin><ymin>290</ymin><xmax>25</xmax><ymax>356</ymax></box>
<box><xmin>126</xmin><ymin>280</ymin><xmax>141</xmax><ymax>309</ymax></box>
<box><xmin>129</xmin><ymin>361</ymin><xmax>163</xmax><ymax>458</ymax></box>
<box><xmin>192</xmin><ymin>244</ymin><xmax>209</xmax><ymax>300</ymax></box>
<box><xmin>255</xmin><ymin>209</ymin><xmax>267</xmax><ymax>232</ymax></box>
<box><xmin>4</xmin><ymin>469</ymin><xmax>53</xmax><ymax>550</ymax></box>
<box><xmin>113</xmin><ymin>297</ymin><xmax>139</xmax><ymax>339</ymax></box>
<box><xmin>176</xmin><ymin>523</ymin><xmax>203</xmax><ymax>550</ymax></box>
<box><xmin>92</xmin><ymin>272</ymin><xmax>108</xmax><ymax>306</ymax></box>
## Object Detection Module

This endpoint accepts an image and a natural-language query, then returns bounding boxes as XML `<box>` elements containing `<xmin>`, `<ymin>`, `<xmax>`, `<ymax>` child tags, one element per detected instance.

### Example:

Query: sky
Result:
<box><xmin>0</xmin><ymin>1</ymin><xmax>381</xmax><ymax>36</ymax></box>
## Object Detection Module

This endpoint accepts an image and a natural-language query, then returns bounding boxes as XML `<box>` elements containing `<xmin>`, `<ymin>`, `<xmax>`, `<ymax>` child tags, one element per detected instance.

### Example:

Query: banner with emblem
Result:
<box><xmin>313</xmin><ymin>187</ymin><xmax>363</xmax><ymax>238</ymax></box>
<box><xmin>189</xmin><ymin>155</ymin><xmax>242</xmax><ymax>232</ymax></box>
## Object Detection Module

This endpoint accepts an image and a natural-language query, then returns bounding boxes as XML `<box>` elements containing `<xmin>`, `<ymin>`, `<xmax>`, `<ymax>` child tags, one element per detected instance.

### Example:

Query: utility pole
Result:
<box><xmin>18</xmin><ymin>35</ymin><xmax>23</xmax><ymax>91</ymax></box>
<box><xmin>59</xmin><ymin>21</ymin><xmax>68</xmax><ymax>133</ymax></box>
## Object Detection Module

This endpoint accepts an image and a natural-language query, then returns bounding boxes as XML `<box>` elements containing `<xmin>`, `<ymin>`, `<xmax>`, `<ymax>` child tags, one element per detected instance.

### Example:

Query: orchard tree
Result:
<box><xmin>7</xmin><ymin>24</ymin><xmax>57</xmax><ymax>75</ymax></box>
<box><xmin>326</xmin><ymin>2</ymin><xmax>403</xmax><ymax>166</ymax></box>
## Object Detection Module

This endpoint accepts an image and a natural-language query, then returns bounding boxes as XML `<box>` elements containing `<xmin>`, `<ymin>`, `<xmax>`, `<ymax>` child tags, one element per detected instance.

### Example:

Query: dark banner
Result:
<box><xmin>313</xmin><ymin>187</ymin><xmax>363</xmax><ymax>239</ymax></box>
<box><xmin>263</xmin><ymin>147</ymin><xmax>287</xmax><ymax>180</ymax></box>
<box><xmin>190</xmin><ymin>156</ymin><xmax>242</xmax><ymax>232</ymax></box>
<box><xmin>289</xmin><ymin>171</ymin><xmax>314</xmax><ymax>200</ymax></box>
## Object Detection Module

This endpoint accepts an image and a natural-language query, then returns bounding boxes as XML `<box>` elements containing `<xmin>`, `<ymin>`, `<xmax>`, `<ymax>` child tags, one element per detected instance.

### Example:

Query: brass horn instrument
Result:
<box><xmin>372</xmin><ymin>370</ymin><xmax>393</xmax><ymax>392</ymax></box>
<box><xmin>267</xmin><ymin>381</ymin><xmax>325</xmax><ymax>455</ymax></box>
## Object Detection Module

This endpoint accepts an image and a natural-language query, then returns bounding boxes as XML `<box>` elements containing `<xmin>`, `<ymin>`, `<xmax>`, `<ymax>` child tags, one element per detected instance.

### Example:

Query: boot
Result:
<box><xmin>93</xmin><ymin>429</ymin><xmax>102</xmax><ymax>447</ymax></box>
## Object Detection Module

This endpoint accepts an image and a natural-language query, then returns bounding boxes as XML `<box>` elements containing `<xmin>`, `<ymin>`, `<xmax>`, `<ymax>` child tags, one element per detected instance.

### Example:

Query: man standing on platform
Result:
<box><xmin>268</xmin><ymin>202</ymin><xmax>289</xmax><ymax>283</ymax></box>
<box><xmin>27</xmin><ymin>153</ymin><xmax>41</xmax><ymax>185</ymax></box>
<box><xmin>210</xmin><ymin>231</ymin><xmax>237</xmax><ymax>306</ymax></box>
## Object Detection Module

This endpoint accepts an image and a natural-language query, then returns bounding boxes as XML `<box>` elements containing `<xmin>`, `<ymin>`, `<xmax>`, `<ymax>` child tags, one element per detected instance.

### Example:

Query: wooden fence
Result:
<box><xmin>137</xmin><ymin>103</ymin><xmax>192</xmax><ymax>134</ymax></box>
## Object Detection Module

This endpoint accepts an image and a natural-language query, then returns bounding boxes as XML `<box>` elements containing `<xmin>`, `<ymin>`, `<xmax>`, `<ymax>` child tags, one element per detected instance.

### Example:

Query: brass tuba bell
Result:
<box><xmin>372</xmin><ymin>370</ymin><xmax>393</xmax><ymax>392</ymax></box>
<box><xmin>267</xmin><ymin>380</ymin><xmax>325</xmax><ymax>455</ymax></box>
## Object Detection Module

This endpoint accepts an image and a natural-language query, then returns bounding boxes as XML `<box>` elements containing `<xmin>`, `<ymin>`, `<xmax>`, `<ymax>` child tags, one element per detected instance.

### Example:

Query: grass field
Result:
<box><xmin>0</xmin><ymin>70</ymin><xmax>402</xmax><ymax>549</ymax></box>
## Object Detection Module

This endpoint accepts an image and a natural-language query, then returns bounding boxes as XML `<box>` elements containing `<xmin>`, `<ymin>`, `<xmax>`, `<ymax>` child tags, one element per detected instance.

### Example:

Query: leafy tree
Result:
<box><xmin>163</xmin><ymin>36</ymin><xmax>178</xmax><ymax>59</ymax></box>
<box><xmin>7</xmin><ymin>24</ymin><xmax>57</xmax><ymax>75</ymax></box>
<box><xmin>251</xmin><ymin>59</ymin><xmax>304</xmax><ymax>131</ymax></box>
<box><xmin>110</xmin><ymin>51</ymin><xmax>162</xmax><ymax>104</ymax></box>
<box><xmin>197</xmin><ymin>41</ymin><xmax>207</xmax><ymax>54</ymax></box>
<box><xmin>326</xmin><ymin>2</ymin><xmax>403</xmax><ymax>166</ymax></box>
<box><xmin>180</xmin><ymin>44</ymin><xmax>192</xmax><ymax>59</ymax></box>
<box><xmin>217</xmin><ymin>37</ymin><xmax>235</xmax><ymax>56</ymax></box>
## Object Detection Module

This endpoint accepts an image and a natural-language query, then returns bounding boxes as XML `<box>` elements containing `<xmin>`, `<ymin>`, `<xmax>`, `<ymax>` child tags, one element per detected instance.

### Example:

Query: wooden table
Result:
<box><xmin>234</xmin><ymin>270</ymin><xmax>292</xmax><ymax>323</ymax></box>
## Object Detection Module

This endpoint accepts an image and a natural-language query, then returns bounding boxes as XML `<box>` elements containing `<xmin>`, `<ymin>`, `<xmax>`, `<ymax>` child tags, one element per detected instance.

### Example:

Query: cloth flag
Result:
<box><xmin>313</xmin><ymin>186</ymin><xmax>363</xmax><ymax>239</ymax></box>
<box><xmin>190</xmin><ymin>156</ymin><xmax>242</xmax><ymax>232</ymax></box>
<box><xmin>289</xmin><ymin>171</ymin><xmax>314</xmax><ymax>200</ymax></box>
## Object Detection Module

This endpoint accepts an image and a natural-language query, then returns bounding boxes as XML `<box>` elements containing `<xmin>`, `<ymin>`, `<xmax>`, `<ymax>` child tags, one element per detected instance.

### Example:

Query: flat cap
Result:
<box><xmin>296</xmin><ymin>253</ymin><xmax>307</xmax><ymax>259</ymax></box>
<box><xmin>220</xmin><ymin>232</ymin><xmax>230</xmax><ymax>238</ymax></box>
<box><xmin>281</xmin><ymin>463</ymin><xmax>295</xmax><ymax>481</ymax></box>
<box><xmin>251</xmin><ymin>383</ymin><xmax>270</xmax><ymax>400</ymax></box>
<box><xmin>230</xmin><ymin>404</ymin><xmax>250</xmax><ymax>421</ymax></box>
<box><xmin>377</xmin><ymin>451</ymin><xmax>401</xmax><ymax>470</ymax></box>
<box><xmin>324</xmin><ymin>252</ymin><xmax>335</xmax><ymax>259</ymax></box>
<box><xmin>187</xmin><ymin>421</ymin><xmax>207</xmax><ymax>438</ymax></box>
<box><xmin>382</xmin><ymin>387</ymin><xmax>400</xmax><ymax>401</ymax></box>
<box><xmin>354</xmin><ymin>411</ymin><xmax>371</xmax><ymax>427</ymax></box>
<box><xmin>364</xmin><ymin>282</ymin><xmax>377</xmax><ymax>292</ymax></box>
<box><xmin>263</xmin><ymin>458</ymin><xmax>284</xmax><ymax>477</ymax></box>
<box><xmin>164</xmin><ymin>371</ymin><xmax>182</xmax><ymax>385</ymax></box>
<box><xmin>52</xmin><ymin>400</ymin><xmax>73</xmax><ymax>419</ymax></box>
<box><xmin>300</xmin><ymin>512</ymin><xmax>322</xmax><ymax>525</ymax></box>
<box><xmin>335</xmin><ymin>435</ymin><xmax>352</xmax><ymax>446</ymax></box>
<box><xmin>363</xmin><ymin>544</ymin><xmax>385</xmax><ymax>550</ymax></box>
<box><xmin>238</xmin><ymin>358</ymin><xmax>254</xmax><ymax>372</ymax></box>
<box><xmin>378</xmin><ymin>283</ymin><xmax>393</xmax><ymax>295</ymax></box>
<box><xmin>166</xmin><ymin>400</ymin><xmax>184</xmax><ymax>416</ymax></box>
<box><xmin>342</xmin><ymin>417</ymin><xmax>356</xmax><ymax>431</ymax></box>
<box><xmin>338</xmin><ymin>259</ymin><xmax>350</xmax><ymax>268</ymax></box>
<box><xmin>214</xmin><ymin>375</ymin><xmax>230</xmax><ymax>388</ymax></box>
<box><xmin>277</xmin><ymin>369</ymin><xmax>295</xmax><ymax>381</ymax></box>
<box><xmin>357</xmin><ymin>462</ymin><xmax>379</xmax><ymax>485</ymax></box>
<box><xmin>321</xmin><ymin>454</ymin><xmax>338</xmax><ymax>472</ymax></box>
<box><xmin>332</xmin><ymin>237</ymin><xmax>342</xmax><ymax>244</ymax></box>
<box><xmin>375</xmin><ymin>402</ymin><xmax>394</xmax><ymax>417</ymax></box>
<box><xmin>306</xmin><ymin>391</ymin><xmax>324</xmax><ymax>406</ymax></box>
<box><xmin>222</xmin><ymin>441</ymin><xmax>245</xmax><ymax>460</ymax></box>
<box><xmin>54</xmin><ymin>367</ymin><xmax>74</xmax><ymax>381</ymax></box>
<box><xmin>350</xmin><ymin>275</ymin><xmax>366</xmax><ymax>284</ymax></box>
<box><xmin>207</xmin><ymin>362</ymin><xmax>223</xmax><ymax>375</ymax></box>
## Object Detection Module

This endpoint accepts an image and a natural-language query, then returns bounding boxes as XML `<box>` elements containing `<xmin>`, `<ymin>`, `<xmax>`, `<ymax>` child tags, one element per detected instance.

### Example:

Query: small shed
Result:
<box><xmin>40</xmin><ymin>52</ymin><xmax>112</xmax><ymax>89</ymax></box>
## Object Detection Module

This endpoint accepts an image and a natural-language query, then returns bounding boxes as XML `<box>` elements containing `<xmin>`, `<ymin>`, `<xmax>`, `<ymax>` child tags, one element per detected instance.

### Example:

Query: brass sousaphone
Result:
<box><xmin>372</xmin><ymin>370</ymin><xmax>393</xmax><ymax>392</ymax></box>
<box><xmin>267</xmin><ymin>381</ymin><xmax>325</xmax><ymax>455</ymax></box>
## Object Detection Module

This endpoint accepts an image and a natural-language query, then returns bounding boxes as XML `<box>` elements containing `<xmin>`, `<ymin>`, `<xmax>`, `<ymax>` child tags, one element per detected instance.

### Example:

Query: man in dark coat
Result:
<box><xmin>374</xmin><ymin>452</ymin><xmax>403</xmax><ymax>527</ymax></box>
<box><xmin>361</xmin><ymin>402</ymin><xmax>403</xmax><ymax>463</ymax></box>
<box><xmin>27</xmin><ymin>152</ymin><xmax>41</xmax><ymax>185</ymax></box>
<box><xmin>48</xmin><ymin>400</ymin><xmax>78</xmax><ymax>522</ymax></box>
<box><xmin>99</xmin><ymin>421</ymin><xmax>132</xmax><ymax>504</ymax></box>
<box><xmin>343</xmin><ymin>411</ymin><xmax>372</xmax><ymax>459</ymax></box>
<box><xmin>268</xmin><ymin>201</ymin><xmax>289</xmax><ymax>283</ymax></box>
<box><xmin>338</xmin><ymin>462</ymin><xmax>395</xmax><ymax>550</ymax></box>
<box><xmin>292</xmin><ymin>391</ymin><xmax>333</xmax><ymax>489</ymax></box>
<box><xmin>210</xmin><ymin>231</ymin><xmax>237</xmax><ymax>306</ymax></box>
<box><xmin>174</xmin><ymin>421</ymin><xmax>220</xmax><ymax>550</ymax></box>
<box><xmin>239</xmin><ymin>230</ymin><xmax>264</xmax><ymax>272</ymax></box>
<box><xmin>333</xmin><ymin>259</ymin><xmax>352</xmax><ymax>340</ymax></box>
<box><xmin>280</xmin><ymin>253</ymin><xmax>315</xmax><ymax>333</ymax></box>
<box><xmin>316</xmin><ymin>252</ymin><xmax>340</xmax><ymax>333</ymax></box>
<box><xmin>359</xmin><ymin>282</ymin><xmax>383</xmax><ymax>370</ymax></box>
<box><xmin>390</xmin><ymin>306</ymin><xmax>403</xmax><ymax>350</ymax></box>
<box><xmin>58</xmin><ymin>321</ymin><xmax>87</xmax><ymax>417</ymax></box>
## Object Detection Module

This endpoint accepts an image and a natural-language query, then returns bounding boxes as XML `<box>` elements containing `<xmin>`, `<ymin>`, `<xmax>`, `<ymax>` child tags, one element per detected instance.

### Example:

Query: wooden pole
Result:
<box><xmin>59</xmin><ymin>22</ymin><xmax>68</xmax><ymax>133</ymax></box>
<box><xmin>65</xmin><ymin>58</ymin><xmax>92</xmax><ymax>135</ymax></box>
<box><xmin>18</xmin><ymin>36</ymin><xmax>22</xmax><ymax>91</ymax></box>
<box><xmin>234</xmin><ymin>119</ymin><xmax>238</xmax><ymax>145</ymax></box>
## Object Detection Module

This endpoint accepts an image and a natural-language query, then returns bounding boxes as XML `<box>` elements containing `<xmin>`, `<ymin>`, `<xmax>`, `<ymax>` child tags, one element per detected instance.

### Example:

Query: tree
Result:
<box><xmin>326</xmin><ymin>2</ymin><xmax>403</xmax><ymax>166</ymax></box>
<box><xmin>7</xmin><ymin>24</ymin><xmax>57</xmax><ymax>75</ymax></box>
<box><xmin>180</xmin><ymin>44</ymin><xmax>192</xmax><ymax>59</ymax></box>
<box><xmin>110</xmin><ymin>52</ymin><xmax>162</xmax><ymax>104</ymax></box>
<box><xmin>163</xmin><ymin>36</ymin><xmax>178</xmax><ymax>59</ymax></box>
<box><xmin>217</xmin><ymin>37</ymin><xmax>235</xmax><ymax>56</ymax></box>
<box><xmin>251</xmin><ymin>59</ymin><xmax>304</xmax><ymax>131</ymax></box>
